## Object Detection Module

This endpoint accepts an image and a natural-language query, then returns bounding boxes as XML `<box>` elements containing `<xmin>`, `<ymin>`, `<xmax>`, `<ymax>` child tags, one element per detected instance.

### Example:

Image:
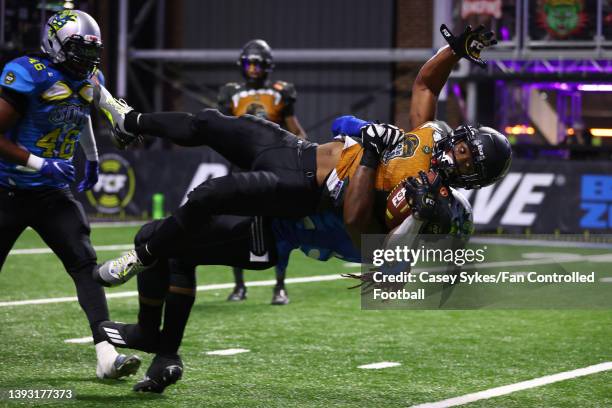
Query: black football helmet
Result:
<box><xmin>431</xmin><ymin>125</ymin><xmax>512</xmax><ymax>189</ymax></box>
<box><xmin>237</xmin><ymin>39</ymin><xmax>274</xmax><ymax>83</ymax></box>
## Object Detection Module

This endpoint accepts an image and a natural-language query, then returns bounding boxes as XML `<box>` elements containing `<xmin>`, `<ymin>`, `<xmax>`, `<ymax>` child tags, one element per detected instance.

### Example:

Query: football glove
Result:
<box><xmin>440</xmin><ymin>24</ymin><xmax>497</xmax><ymax>68</ymax></box>
<box><xmin>77</xmin><ymin>160</ymin><xmax>99</xmax><ymax>192</ymax></box>
<box><xmin>360</xmin><ymin>123</ymin><xmax>404</xmax><ymax>168</ymax></box>
<box><xmin>40</xmin><ymin>158</ymin><xmax>75</xmax><ymax>184</ymax></box>
<box><xmin>403</xmin><ymin>171</ymin><xmax>442</xmax><ymax>221</ymax></box>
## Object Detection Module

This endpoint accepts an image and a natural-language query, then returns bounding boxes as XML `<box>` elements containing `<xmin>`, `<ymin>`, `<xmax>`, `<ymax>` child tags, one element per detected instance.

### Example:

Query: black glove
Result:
<box><xmin>403</xmin><ymin>171</ymin><xmax>443</xmax><ymax>221</ymax></box>
<box><xmin>440</xmin><ymin>24</ymin><xmax>497</xmax><ymax>68</ymax></box>
<box><xmin>360</xmin><ymin>123</ymin><xmax>404</xmax><ymax>169</ymax></box>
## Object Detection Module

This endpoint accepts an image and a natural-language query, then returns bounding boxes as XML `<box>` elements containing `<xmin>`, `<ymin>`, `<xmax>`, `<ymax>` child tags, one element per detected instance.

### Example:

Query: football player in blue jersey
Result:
<box><xmin>0</xmin><ymin>10</ymin><xmax>140</xmax><ymax>379</ymax></box>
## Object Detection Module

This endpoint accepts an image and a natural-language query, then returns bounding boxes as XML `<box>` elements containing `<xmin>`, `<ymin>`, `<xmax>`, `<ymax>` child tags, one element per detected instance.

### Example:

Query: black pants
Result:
<box><xmin>0</xmin><ymin>187</ymin><xmax>108</xmax><ymax>343</ymax></box>
<box><xmin>136</xmin><ymin>109</ymin><xmax>321</xmax><ymax>261</ymax></box>
<box><xmin>136</xmin><ymin>215</ymin><xmax>277</xmax><ymax>270</ymax></box>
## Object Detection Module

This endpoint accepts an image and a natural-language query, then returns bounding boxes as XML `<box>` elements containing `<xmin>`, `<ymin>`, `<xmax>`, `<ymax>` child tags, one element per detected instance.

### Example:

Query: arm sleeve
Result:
<box><xmin>79</xmin><ymin>116</ymin><xmax>99</xmax><ymax>161</ymax></box>
<box><xmin>331</xmin><ymin>115</ymin><xmax>371</xmax><ymax>137</ymax></box>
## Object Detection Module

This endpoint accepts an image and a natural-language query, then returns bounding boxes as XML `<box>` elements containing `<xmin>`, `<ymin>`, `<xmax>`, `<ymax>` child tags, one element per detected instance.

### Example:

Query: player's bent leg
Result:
<box><xmin>30</xmin><ymin>189</ymin><xmax>141</xmax><ymax>379</ymax></box>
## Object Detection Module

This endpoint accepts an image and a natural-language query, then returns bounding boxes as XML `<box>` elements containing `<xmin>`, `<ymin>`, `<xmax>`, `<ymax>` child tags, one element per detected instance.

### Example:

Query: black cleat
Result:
<box><xmin>98</xmin><ymin>321</ymin><xmax>160</xmax><ymax>353</ymax></box>
<box><xmin>227</xmin><ymin>285</ymin><xmax>247</xmax><ymax>302</ymax></box>
<box><xmin>133</xmin><ymin>354</ymin><xmax>183</xmax><ymax>394</ymax></box>
<box><xmin>271</xmin><ymin>286</ymin><xmax>289</xmax><ymax>305</ymax></box>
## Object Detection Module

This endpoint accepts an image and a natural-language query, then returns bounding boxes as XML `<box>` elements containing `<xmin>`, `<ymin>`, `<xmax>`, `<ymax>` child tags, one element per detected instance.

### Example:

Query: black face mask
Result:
<box><xmin>61</xmin><ymin>36</ymin><xmax>103</xmax><ymax>80</ymax></box>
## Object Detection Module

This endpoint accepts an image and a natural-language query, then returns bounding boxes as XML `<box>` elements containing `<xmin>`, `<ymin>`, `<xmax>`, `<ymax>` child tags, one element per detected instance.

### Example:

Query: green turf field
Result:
<box><xmin>0</xmin><ymin>225</ymin><xmax>611</xmax><ymax>407</ymax></box>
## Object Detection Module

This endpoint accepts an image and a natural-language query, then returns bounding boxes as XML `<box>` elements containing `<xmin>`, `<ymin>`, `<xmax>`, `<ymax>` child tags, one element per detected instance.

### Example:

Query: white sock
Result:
<box><xmin>95</xmin><ymin>341</ymin><xmax>119</xmax><ymax>371</ymax></box>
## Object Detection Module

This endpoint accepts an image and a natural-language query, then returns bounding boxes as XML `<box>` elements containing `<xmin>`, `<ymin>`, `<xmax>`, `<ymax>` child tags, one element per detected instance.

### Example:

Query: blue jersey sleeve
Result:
<box><xmin>0</xmin><ymin>56</ymin><xmax>51</xmax><ymax>96</ymax></box>
<box><xmin>331</xmin><ymin>115</ymin><xmax>371</xmax><ymax>137</ymax></box>
<box><xmin>1</xmin><ymin>59</ymin><xmax>37</xmax><ymax>95</ymax></box>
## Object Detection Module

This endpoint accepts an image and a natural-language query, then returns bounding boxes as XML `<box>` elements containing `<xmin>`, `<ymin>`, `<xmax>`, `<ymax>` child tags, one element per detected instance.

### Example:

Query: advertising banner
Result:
<box><xmin>77</xmin><ymin>153</ymin><xmax>612</xmax><ymax>233</ymax></box>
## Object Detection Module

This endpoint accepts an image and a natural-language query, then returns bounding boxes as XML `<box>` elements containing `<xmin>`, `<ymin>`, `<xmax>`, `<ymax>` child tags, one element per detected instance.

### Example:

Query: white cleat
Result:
<box><xmin>94</xmin><ymin>250</ymin><xmax>149</xmax><ymax>287</ymax></box>
<box><xmin>93</xmin><ymin>84</ymin><xmax>138</xmax><ymax>149</ymax></box>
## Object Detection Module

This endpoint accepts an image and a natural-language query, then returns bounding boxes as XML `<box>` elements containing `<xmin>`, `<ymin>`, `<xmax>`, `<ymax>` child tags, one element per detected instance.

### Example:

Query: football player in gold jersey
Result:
<box><xmin>92</xmin><ymin>24</ymin><xmax>511</xmax><ymax>393</ymax></box>
<box><xmin>218</xmin><ymin>39</ymin><xmax>307</xmax><ymax>304</ymax></box>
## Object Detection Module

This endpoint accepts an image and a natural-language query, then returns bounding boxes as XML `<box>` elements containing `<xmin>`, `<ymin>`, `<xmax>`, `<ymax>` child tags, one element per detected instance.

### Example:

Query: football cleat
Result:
<box><xmin>93</xmin><ymin>250</ymin><xmax>149</xmax><ymax>287</ymax></box>
<box><xmin>271</xmin><ymin>286</ymin><xmax>289</xmax><ymax>305</ymax></box>
<box><xmin>227</xmin><ymin>285</ymin><xmax>247</xmax><ymax>302</ymax></box>
<box><xmin>94</xmin><ymin>84</ymin><xmax>139</xmax><ymax>149</ymax></box>
<box><xmin>96</xmin><ymin>353</ymin><xmax>141</xmax><ymax>379</ymax></box>
<box><xmin>99</xmin><ymin>321</ymin><xmax>160</xmax><ymax>353</ymax></box>
<box><xmin>133</xmin><ymin>354</ymin><xmax>183</xmax><ymax>394</ymax></box>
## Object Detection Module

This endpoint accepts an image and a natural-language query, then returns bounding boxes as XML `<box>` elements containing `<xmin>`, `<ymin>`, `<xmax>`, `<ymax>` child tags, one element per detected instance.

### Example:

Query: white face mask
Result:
<box><xmin>440</xmin><ymin>151</ymin><xmax>455</xmax><ymax>167</ymax></box>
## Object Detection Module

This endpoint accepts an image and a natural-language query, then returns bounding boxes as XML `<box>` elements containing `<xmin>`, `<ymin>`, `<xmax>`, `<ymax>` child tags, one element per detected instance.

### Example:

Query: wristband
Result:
<box><xmin>359</xmin><ymin>149</ymin><xmax>379</xmax><ymax>169</ymax></box>
<box><xmin>26</xmin><ymin>154</ymin><xmax>44</xmax><ymax>171</ymax></box>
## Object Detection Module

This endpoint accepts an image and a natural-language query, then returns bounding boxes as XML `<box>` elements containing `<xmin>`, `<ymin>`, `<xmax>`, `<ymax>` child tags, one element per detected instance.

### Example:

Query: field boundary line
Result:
<box><xmin>410</xmin><ymin>361</ymin><xmax>612</xmax><ymax>408</ymax></box>
<box><xmin>0</xmin><ymin>274</ymin><xmax>345</xmax><ymax>307</ymax></box>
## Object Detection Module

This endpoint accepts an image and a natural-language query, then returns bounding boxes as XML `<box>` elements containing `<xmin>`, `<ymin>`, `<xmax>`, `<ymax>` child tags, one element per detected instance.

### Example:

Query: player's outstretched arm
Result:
<box><xmin>409</xmin><ymin>46</ymin><xmax>460</xmax><ymax>129</ymax></box>
<box><xmin>410</xmin><ymin>24</ymin><xmax>496</xmax><ymax>129</ymax></box>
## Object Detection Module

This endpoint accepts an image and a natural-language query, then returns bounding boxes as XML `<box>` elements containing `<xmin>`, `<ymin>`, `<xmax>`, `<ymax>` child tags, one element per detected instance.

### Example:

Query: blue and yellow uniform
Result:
<box><xmin>0</xmin><ymin>55</ymin><xmax>103</xmax><ymax>188</ymax></box>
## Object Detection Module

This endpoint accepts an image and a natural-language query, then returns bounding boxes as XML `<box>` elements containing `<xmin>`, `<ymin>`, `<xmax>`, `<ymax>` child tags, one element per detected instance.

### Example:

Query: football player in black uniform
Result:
<box><xmin>218</xmin><ymin>39</ymin><xmax>307</xmax><ymax>305</ymax></box>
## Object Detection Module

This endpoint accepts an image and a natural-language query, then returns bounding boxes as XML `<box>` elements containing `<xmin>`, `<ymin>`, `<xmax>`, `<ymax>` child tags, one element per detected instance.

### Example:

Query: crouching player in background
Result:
<box><xmin>93</xmin><ymin>24</ymin><xmax>510</xmax><ymax>392</ymax></box>
<box><xmin>0</xmin><ymin>10</ymin><xmax>140</xmax><ymax>379</ymax></box>
<box><xmin>218</xmin><ymin>39</ymin><xmax>307</xmax><ymax>305</ymax></box>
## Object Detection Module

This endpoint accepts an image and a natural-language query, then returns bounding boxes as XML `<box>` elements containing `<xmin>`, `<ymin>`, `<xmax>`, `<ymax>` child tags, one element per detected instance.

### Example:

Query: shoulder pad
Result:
<box><xmin>218</xmin><ymin>82</ymin><xmax>241</xmax><ymax>103</ymax></box>
<box><xmin>1</xmin><ymin>56</ymin><xmax>49</xmax><ymax>95</ymax></box>
<box><xmin>418</xmin><ymin>120</ymin><xmax>452</xmax><ymax>141</ymax></box>
<box><xmin>272</xmin><ymin>80</ymin><xmax>296</xmax><ymax>102</ymax></box>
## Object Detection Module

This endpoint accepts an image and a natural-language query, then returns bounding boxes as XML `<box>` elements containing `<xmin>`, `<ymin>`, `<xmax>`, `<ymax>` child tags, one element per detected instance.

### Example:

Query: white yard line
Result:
<box><xmin>358</xmin><ymin>362</ymin><xmax>401</xmax><ymax>369</ymax></box>
<box><xmin>0</xmin><ymin>274</ymin><xmax>345</xmax><ymax>307</ymax></box>
<box><xmin>206</xmin><ymin>348</ymin><xmax>250</xmax><ymax>356</ymax></box>
<box><xmin>410</xmin><ymin>361</ymin><xmax>612</xmax><ymax>408</ymax></box>
<box><xmin>64</xmin><ymin>336</ymin><xmax>93</xmax><ymax>344</ymax></box>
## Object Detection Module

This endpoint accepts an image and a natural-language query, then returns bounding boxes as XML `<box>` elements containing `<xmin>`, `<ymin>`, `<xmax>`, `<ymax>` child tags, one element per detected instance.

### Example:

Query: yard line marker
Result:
<box><xmin>10</xmin><ymin>244</ymin><xmax>133</xmax><ymax>255</ymax></box>
<box><xmin>206</xmin><ymin>348</ymin><xmax>250</xmax><ymax>356</ymax></box>
<box><xmin>358</xmin><ymin>362</ymin><xmax>401</xmax><ymax>369</ymax></box>
<box><xmin>64</xmin><ymin>336</ymin><xmax>93</xmax><ymax>344</ymax></box>
<box><xmin>410</xmin><ymin>361</ymin><xmax>612</xmax><ymax>408</ymax></box>
<box><xmin>600</xmin><ymin>277</ymin><xmax>612</xmax><ymax>282</ymax></box>
<box><xmin>0</xmin><ymin>274</ymin><xmax>346</xmax><ymax>307</ymax></box>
